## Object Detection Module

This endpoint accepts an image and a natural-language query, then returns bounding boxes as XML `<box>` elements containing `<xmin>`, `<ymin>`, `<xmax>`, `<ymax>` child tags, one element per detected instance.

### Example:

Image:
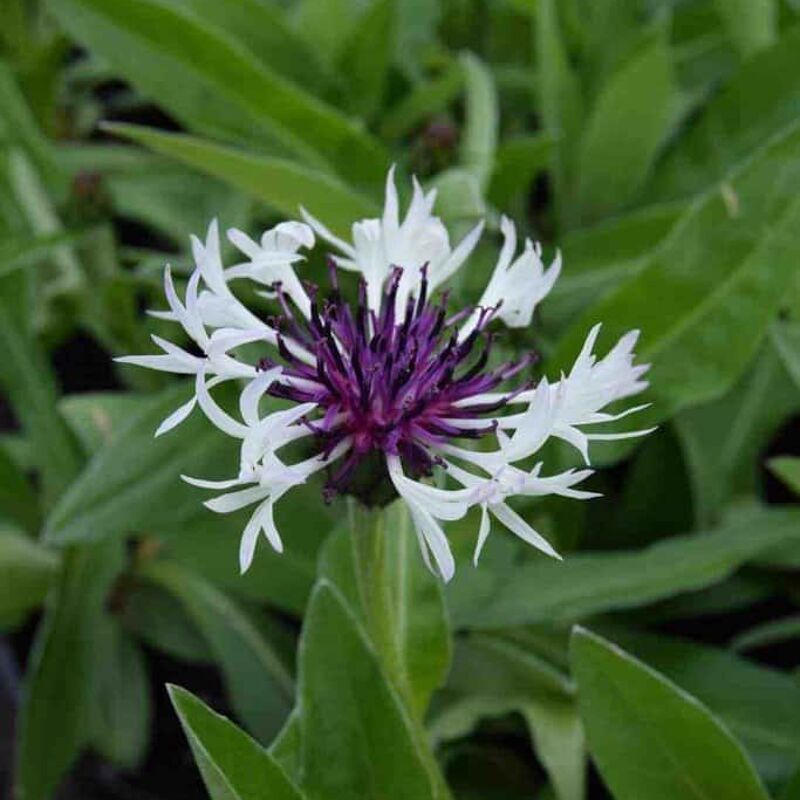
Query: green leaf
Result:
<box><xmin>269</xmin><ymin>712</ymin><xmax>302</xmax><ymax>782</ymax></box>
<box><xmin>297</xmin><ymin>581</ymin><xmax>437</xmax><ymax>800</ymax></box>
<box><xmin>554</xmin><ymin>120</ymin><xmax>800</xmax><ymax>417</ymax></box>
<box><xmin>575</xmin><ymin>28</ymin><xmax>677</xmax><ymax>221</ymax></box>
<box><xmin>645</xmin><ymin>575</ymin><xmax>772</xmax><ymax>623</ymax></box>
<box><xmin>437</xmin><ymin>627</ymin><xmax>586</xmax><ymax>799</ymax></box>
<box><xmin>336</xmin><ymin>0</ymin><xmax>394</xmax><ymax>121</ymax></box>
<box><xmin>89</xmin><ymin>617</ymin><xmax>151</xmax><ymax>769</ymax></box>
<box><xmin>448</xmin><ymin>633</ymin><xmax>574</xmax><ymax>699</ymax></box>
<box><xmin>16</xmin><ymin>541</ymin><xmax>124</xmax><ymax>800</ymax></box>
<box><xmin>169</xmin><ymin>685</ymin><xmax>305</xmax><ymax>800</ymax></box>
<box><xmin>0</xmin><ymin>528</ymin><xmax>58</xmax><ymax>623</ymax></box>
<box><xmin>781</xmin><ymin>768</ymin><xmax>800</xmax><ymax>800</ymax></box>
<box><xmin>459</xmin><ymin>52</ymin><xmax>499</xmax><ymax>190</ymax></box>
<box><xmin>59</xmin><ymin>391</ymin><xmax>152</xmax><ymax>454</ymax></box>
<box><xmin>771</xmin><ymin>319</ymin><xmax>800</xmax><ymax>390</ymax></box>
<box><xmin>600</xmin><ymin>426</ymin><xmax>694</xmax><ymax>549</ymax></box>
<box><xmin>7</xmin><ymin>148</ymin><xmax>83</xmax><ymax>295</ymax></box>
<box><xmin>392</xmin><ymin>0</ymin><xmax>440</xmax><ymax>78</ymax></box>
<box><xmin>164</xmin><ymin>0</ymin><xmax>336</xmax><ymax>97</ymax></box>
<box><xmin>319</xmin><ymin>501</ymin><xmax>451</xmax><ymax>719</ymax></box>
<box><xmin>169</xmin><ymin>487</ymin><xmax>328</xmax><ymax>616</ymax></box>
<box><xmin>448</xmin><ymin>509</ymin><xmax>800</xmax><ymax>629</ymax></box>
<box><xmin>523</xmin><ymin>695</ymin><xmax>586</xmax><ymax>800</ymax></box>
<box><xmin>427</xmin><ymin>167</ymin><xmax>486</xmax><ymax>223</ymax></box>
<box><xmin>536</xmin><ymin>0</ymin><xmax>583</xmax><ymax>226</ymax></box>
<box><xmin>0</xmin><ymin>273</ymin><xmax>84</xmax><ymax>506</ymax></box>
<box><xmin>384</xmin><ymin>502</ymin><xmax>452</xmax><ymax>717</ymax></box>
<box><xmin>675</xmin><ymin>339</ymin><xmax>800</xmax><ymax>525</ymax></box>
<box><xmin>599</xmin><ymin>626</ymin><xmax>800</xmax><ymax>772</ymax></box>
<box><xmin>47</xmin><ymin>0</ymin><xmax>389</xmax><ymax>186</ymax></box>
<box><xmin>571</xmin><ymin>628</ymin><xmax>770</xmax><ymax>800</ymax></box>
<box><xmin>487</xmin><ymin>133</ymin><xmax>553</xmax><ymax>210</ymax></box>
<box><xmin>0</xmin><ymin>229</ymin><xmax>98</xmax><ymax>282</ymax></box>
<box><xmin>714</xmin><ymin>0</ymin><xmax>776</xmax><ymax>58</ymax></box>
<box><xmin>106</xmin><ymin>124</ymin><xmax>378</xmax><ymax>238</ymax></box>
<box><xmin>579</xmin><ymin>0</ymin><xmax>649</xmax><ymax>87</ymax></box>
<box><xmin>44</xmin><ymin>383</ymin><xmax>235</xmax><ymax>544</ymax></box>
<box><xmin>143</xmin><ymin>560</ymin><xmax>294</xmax><ymax>743</ymax></box>
<box><xmin>768</xmin><ymin>457</ymin><xmax>800</xmax><ymax>497</ymax></box>
<box><xmin>732</xmin><ymin>614</ymin><xmax>800</xmax><ymax>652</ymax></box>
<box><xmin>104</xmin><ymin>159</ymin><xmax>252</xmax><ymax>245</ymax></box>
<box><xmin>291</xmin><ymin>0</ymin><xmax>364</xmax><ymax>65</ymax></box>
<box><xmin>650</xmin><ymin>25</ymin><xmax>800</xmax><ymax>201</ymax></box>
<box><xmin>121</xmin><ymin>581</ymin><xmax>211</xmax><ymax>662</ymax></box>
<box><xmin>545</xmin><ymin>200</ymin><xmax>684</xmax><ymax>331</ymax></box>
<box><xmin>0</xmin><ymin>62</ymin><xmax>64</xmax><ymax>192</ymax></box>
<box><xmin>432</xmin><ymin>684</ymin><xmax>584</xmax><ymax>800</ymax></box>
<box><xmin>0</xmin><ymin>441</ymin><xmax>39</xmax><ymax>534</ymax></box>
<box><xmin>380</xmin><ymin>61</ymin><xmax>463</xmax><ymax>140</ymax></box>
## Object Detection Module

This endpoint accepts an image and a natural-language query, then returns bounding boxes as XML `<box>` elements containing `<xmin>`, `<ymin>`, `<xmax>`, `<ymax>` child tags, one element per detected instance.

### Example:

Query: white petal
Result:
<box><xmin>407</xmin><ymin>500</ymin><xmax>456</xmax><ymax>582</ymax></box>
<box><xmin>432</xmin><ymin>220</ymin><xmax>484</xmax><ymax>288</ymax></box>
<box><xmin>258</xmin><ymin>498</ymin><xmax>284</xmax><ymax>553</ymax></box>
<box><xmin>271</xmin><ymin>220</ymin><xmax>315</xmax><ymax>251</ymax></box>
<box><xmin>205</xmin><ymin>485</ymin><xmax>269</xmax><ymax>513</ymax></box>
<box><xmin>195</xmin><ymin>371</ymin><xmax>248</xmax><ymax>438</ymax></box>
<box><xmin>227</xmin><ymin>227</ymin><xmax>261</xmax><ymax>259</ymax></box>
<box><xmin>490</xmin><ymin>502</ymin><xmax>561</xmax><ymax>560</ymax></box>
<box><xmin>584</xmin><ymin>403</ymin><xmax>651</xmax><ymax>425</ymax></box>
<box><xmin>114</xmin><ymin>354</ymin><xmax>198</xmax><ymax>374</ymax></box>
<box><xmin>553</xmin><ymin>423</ymin><xmax>590</xmax><ymax>464</ymax></box>
<box><xmin>473</xmin><ymin>504</ymin><xmax>491</xmax><ymax>566</ymax></box>
<box><xmin>239</xmin><ymin>368</ymin><xmax>282</xmax><ymax>427</ymax></box>
<box><xmin>387</xmin><ymin>456</ymin><xmax>458</xmax><ymax>581</ymax></box>
<box><xmin>586</xmin><ymin>427</ymin><xmax>657</xmax><ymax>441</ymax></box>
<box><xmin>155</xmin><ymin>396</ymin><xmax>196</xmax><ymax>437</ymax></box>
<box><xmin>182</xmin><ymin>474</ymin><xmax>246</xmax><ymax>490</ymax></box>
<box><xmin>147</xmin><ymin>309</ymin><xmax>177</xmax><ymax>322</ymax></box>
<box><xmin>382</xmin><ymin>164</ymin><xmax>400</xmax><ymax>236</ymax></box>
<box><xmin>239</xmin><ymin>500</ymin><xmax>266</xmax><ymax>573</ymax></box>
<box><xmin>300</xmin><ymin>207</ymin><xmax>356</xmax><ymax>258</ymax></box>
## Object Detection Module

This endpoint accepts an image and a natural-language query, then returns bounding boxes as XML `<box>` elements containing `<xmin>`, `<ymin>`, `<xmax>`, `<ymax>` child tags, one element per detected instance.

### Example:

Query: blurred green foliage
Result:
<box><xmin>2</xmin><ymin>0</ymin><xmax>800</xmax><ymax>798</ymax></box>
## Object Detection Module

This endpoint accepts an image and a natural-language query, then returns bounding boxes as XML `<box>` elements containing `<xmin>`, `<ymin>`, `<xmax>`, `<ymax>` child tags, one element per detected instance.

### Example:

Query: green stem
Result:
<box><xmin>348</xmin><ymin>500</ymin><xmax>453</xmax><ymax>800</ymax></box>
<box><xmin>349</xmin><ymin>500</ymin><xmax>401</xmax><ymax>683</ymax></box>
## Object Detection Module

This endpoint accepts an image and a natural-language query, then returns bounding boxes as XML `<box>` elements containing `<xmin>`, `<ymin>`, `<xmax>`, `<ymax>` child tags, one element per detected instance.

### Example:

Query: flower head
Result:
<box><xmin>119</xmin><ymin>168</ymin><xmax>652</xmax><ymax>579</ymax></box>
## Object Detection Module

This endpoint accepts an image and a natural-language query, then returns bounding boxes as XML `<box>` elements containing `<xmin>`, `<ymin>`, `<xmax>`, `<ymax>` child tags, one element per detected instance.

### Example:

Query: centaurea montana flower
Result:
<box><xmin>119</xmin><ymin>168</ymin><xmax>652</xmax><ymax>580</ymax></box>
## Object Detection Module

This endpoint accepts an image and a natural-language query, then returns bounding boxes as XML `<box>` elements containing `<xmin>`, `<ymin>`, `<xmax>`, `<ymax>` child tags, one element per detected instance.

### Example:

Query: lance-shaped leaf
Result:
<box><xmin>47</xmin><ymin>0</ymin><xmax>388</xmax><ymax>187</ymax></box>
<box><xmin>448</xmin><ymin>509</ymin><xmax>800</xmax><ymax>628</ymax></box>
<box><xmin>44</xmin><ymin>383</ymin><xmax>236</xmax><ymax>544</ymax></box>
<box><xmin>143</xmin><ymin>560</ymin><xmax>294</xmax><ymax>744</ymax></box>
<box><xmin>169</xmin><ymin>685</ymin><xmax>305</xmax><ymax>800</ymax></box>
<box><xmin>297</xmin><ymin>581</ymin><xmax>438</xmax><ymax>800</ymax></box>
<box><xmin>16</xmin><ymin>541</ymin><xmax>124</xmax><ymax>800</ymax></box>
<box><xmin>0</xmin><ymin>274</ymin><xmax>83</xmax><ymax>506</ymax></box>
<box><xmin>650</xmin><ymin>25</ymin><xmax>800</xmax><ymax>201</ymax></box>
<box><xmin>553</xmin><ymin>120</ymin><xmax>800</xmax><ymax>417</ymax></box>
<box><xmin>0</xmin><ymin>528</ymin><xmax>58</xmax><ymax>623</ymax></box>
<box><xmin>106</xmin><ymin>124</ymin><xmax>378</xmax><ymax>238</ymax></box>
<box><xmin>459</xmin><ymin>52</ymin><xmax>498</xmax><ymax>191</ymax></box>
<box><xmin>575</xmin><ymin>28</ymin><xmax>677</xmax><ymax>222</ymax></box>
<box><xmin>598</xmin><ymin>625</ymin><xmax>800</xmax><ymax>767</ymax></box>
<box><xmin>571</xmin><ymin>628</ymin><xmax>770</xmax><ymax>800</ymax></box>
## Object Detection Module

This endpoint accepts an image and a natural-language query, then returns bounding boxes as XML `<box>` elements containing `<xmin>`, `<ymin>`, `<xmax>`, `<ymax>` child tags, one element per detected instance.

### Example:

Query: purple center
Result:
<box><xmin>261</xmin><ymin>264</ymin><xmax>536</xmax><ymax>503</ymax></box>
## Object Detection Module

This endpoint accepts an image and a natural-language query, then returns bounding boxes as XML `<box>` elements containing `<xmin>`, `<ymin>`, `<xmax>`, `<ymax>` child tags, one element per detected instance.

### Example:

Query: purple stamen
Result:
<box><xmin>267</xmin><ymin>265</ymin><xmax>538</xmax><ymax>502</ymax></box>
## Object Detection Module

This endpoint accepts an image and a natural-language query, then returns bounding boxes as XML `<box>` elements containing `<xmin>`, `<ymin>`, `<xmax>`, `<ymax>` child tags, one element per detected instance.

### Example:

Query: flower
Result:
<box><xmin>119</xmin><ymin>168</ymin><xmax>652</xmax><ymax>579</ymax></box>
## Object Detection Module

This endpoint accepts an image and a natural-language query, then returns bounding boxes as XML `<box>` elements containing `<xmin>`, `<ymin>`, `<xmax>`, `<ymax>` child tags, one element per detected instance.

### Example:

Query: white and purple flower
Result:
<box><xmin>119</xmin><ymin>168</ymin><xmax>651</xmax><ymax>580</ymax></box>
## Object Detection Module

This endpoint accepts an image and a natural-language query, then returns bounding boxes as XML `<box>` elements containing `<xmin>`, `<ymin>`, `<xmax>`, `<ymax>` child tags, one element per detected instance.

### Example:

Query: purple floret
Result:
<box><xmin>260</xmin><ymin>262</ymin><xmax>536</xmax><ymax>502</ymax></box>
